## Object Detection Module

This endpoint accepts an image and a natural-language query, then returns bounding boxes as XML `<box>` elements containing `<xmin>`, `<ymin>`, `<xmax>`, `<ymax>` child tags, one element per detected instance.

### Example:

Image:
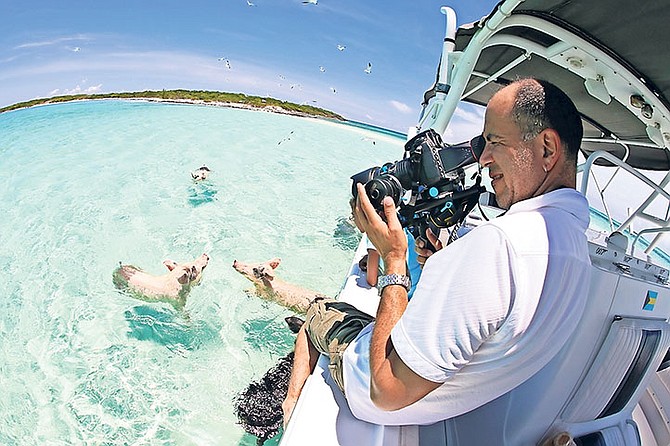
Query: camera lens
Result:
<box><xmin>365</xmin><ymin>175</ymin><xmax>402</xmax><ymax>210</ymax></box>
<box><xmin>351</xmin><ymin>166</ymin><xmax>380</xmax><ymax>198</ymax></box>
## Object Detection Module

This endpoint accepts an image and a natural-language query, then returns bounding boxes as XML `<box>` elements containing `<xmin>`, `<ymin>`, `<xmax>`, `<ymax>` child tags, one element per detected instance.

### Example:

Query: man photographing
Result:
<box><xmin>283</xmin><ymin>78</ymin><xmax>591</xmax><ymax>437</ymax></box>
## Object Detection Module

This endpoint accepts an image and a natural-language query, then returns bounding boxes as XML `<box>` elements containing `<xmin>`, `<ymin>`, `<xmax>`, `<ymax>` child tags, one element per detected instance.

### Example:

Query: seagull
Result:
<box><xmin>217</xmin><ymin>58</ymin><xmax>232</xmax><ymax>69</ymax></box>
<box><xmin>319</xmin><ymin>66</ymin><xmax>326</xmax><ymax>73</ymax></box>
<box><xmin>290</xmin><ymin>83</ymin><xmax>302</xmax><ymax>90</ymax></box>
<box><xmin>278</xmin><ymin>74</ymin><xmax>286</xmax><ymax>80</ymax></box>
<box><xmin>72</xmin><ymin>47</ymin><xmax>81</xmax><ymax>52</ymax></box>
<box><xmin>302</xmin><ymin>0</ymin><xmax>318</xmax><ymax>4</ymax></box>
<box><xmin>278</xmin><ymin>131</ymin><xmax>294</xmax><ymax>145</ymax></box>
<box><xmin>246</xmin><ymin>0</ymin><xmax>256</xmax><ymax>6</ymax></box>
<box><xmin>337</xmin><ymin>44</ymin><xmax>346</xmax><ymax>51</ymax></box>
<box><xmin>330</xmin><ymin>87</ymin><xmax>337</xmax><ymax>94</ymax></box>
<box><xmin>364</xmin><ymin>62</ymin><xmax>372</xmax><ymax>74</ymax></box>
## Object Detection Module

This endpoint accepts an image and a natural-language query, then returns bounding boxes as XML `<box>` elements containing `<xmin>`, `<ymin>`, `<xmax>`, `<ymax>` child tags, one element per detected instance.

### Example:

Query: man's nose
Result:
<box><xmin>478</xmin><ymin>142</ymin><xmax>493</xmax><ymax>167</ymax></box>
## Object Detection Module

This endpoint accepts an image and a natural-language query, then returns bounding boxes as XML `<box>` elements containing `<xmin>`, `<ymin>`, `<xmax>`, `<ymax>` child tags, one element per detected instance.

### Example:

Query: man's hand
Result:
<box><xmin>354</xmin><ymin>184</ymin><xmax>407</xmax><ymax>268</ymax></box>
<box><xmin>415</xmin><ymin>227</ymin><xmax>443</xmax><ymax>266</ymax></box>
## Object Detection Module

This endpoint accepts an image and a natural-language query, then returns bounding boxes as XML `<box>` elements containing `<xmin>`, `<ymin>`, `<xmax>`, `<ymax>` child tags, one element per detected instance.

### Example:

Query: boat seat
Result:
<box><xmin>418</xmin><ymin>241</ymin><xmax>670</xmax><ymax>445</ymax></box>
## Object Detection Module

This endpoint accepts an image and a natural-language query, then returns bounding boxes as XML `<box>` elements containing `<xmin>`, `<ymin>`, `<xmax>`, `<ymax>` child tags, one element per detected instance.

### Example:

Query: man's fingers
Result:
<box><xmin>355</xmin><ymin>183</ymin><xmax>376</xmax><ymax>222</ymax></box>
<box><xmin>382</xmin><ymin>196</ymin><xmax>401</xmax><ymax>229</ymax></box>
<box><xmin>426</xmin><ymin>228</ymin><xmax>442</xmax><ymax>250</ymax></box>
<box><xmin>356</xmin><ymin>183</ymin><xmax>390</xmax><ymax>228</ymax></box>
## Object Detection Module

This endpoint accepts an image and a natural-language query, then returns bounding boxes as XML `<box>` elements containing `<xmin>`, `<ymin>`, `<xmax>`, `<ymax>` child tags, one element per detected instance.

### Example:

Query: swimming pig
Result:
<box><xmin>232</xmin><ymin>258</ymin><xmax>326</xmax><ymax>314</ymax></box>
<box><xmin>113</xmin><ymin>253</ymin><xmax>209</xmax><ymax>310</ymax></box>
<box><xmin>191</xmin><ymin>165</ymin><xmax>211</xmax><ymax>182</ymax></box>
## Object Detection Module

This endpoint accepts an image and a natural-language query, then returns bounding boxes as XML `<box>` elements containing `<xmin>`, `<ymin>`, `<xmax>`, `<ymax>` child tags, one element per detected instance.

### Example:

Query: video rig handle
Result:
<box><xmin>406</xmin><ymin>181</ymin><xmax>486</xmax><ymax>244</ymax></box>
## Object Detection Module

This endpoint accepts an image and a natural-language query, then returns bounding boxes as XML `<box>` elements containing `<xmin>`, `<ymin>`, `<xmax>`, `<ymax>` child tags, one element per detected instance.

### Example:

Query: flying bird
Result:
<box><xmin>319</xmin><ymin>66</ymin><xmax>326</xmax><ymax>73</ymax></box>
<box><xmin>330</xmin><ymin>87</ymin><xmax>337</xmax><ymax>94</ymax></box>
<box><xmin>217</xmin><ymin>58</ymin><xmax>232</xmax><ymax>69</ymax></box>
<box><xmin>337</xmin><ymin>44</ymin><xmax>346</xmax><ymax>51</ymax></box>
<box><xmin>72</xmin><ymin>47</ymin><xmax>81</xmax><ymax>52</ymax></box>
<box><xmin>246</xmin><ymin>0</ymin><xmax>256</xmax><ymax>6</ymax></box>
<box><xmin>364</xmin><ymin>62</ymin><xmax>372</xmax><ymax>74</ymax></box>
<box><xmin>302</xmin><ymin>0</ymin><xmax>318</xmax><ymax>4</ymax></box>
<box><xmin>278</xmin><ymin>131</ymin><xmax>294</xmax><ymax>145</ymax></box>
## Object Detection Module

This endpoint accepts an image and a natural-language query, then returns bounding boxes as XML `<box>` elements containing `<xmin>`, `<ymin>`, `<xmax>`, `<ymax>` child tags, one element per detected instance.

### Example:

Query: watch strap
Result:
<box><xmin>377</xmin><ymin>273</ymin><xmax>411</xmax><ymax>295</ymax></box>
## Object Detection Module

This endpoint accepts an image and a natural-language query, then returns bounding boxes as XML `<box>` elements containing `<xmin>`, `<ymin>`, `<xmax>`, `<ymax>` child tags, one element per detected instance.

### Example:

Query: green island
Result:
<box><xmin>0</xmin><ymin>89</ymin><xmax>345</xmax><ymax>120</ymax></box>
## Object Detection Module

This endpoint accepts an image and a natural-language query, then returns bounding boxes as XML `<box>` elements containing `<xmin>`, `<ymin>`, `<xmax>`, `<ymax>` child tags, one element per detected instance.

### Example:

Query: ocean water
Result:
<box><xmin>0</xmin><ymin>100</ymin><xmax>405</xmax><ymax>445</ymax></box>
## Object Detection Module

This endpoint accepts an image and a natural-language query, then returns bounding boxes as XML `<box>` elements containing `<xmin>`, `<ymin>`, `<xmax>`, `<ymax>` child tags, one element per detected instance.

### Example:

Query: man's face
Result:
<box><xmin>478</xmin><ymin>89</ymin><xmax>546</xmax><ymax>209</ymax></box>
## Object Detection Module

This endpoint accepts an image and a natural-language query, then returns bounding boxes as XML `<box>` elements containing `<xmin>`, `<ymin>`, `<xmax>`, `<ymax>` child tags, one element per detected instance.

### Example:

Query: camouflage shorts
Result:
<box><xmin>305</xmin><ymin>298</ymin><xmax>375</xmax><ymax>393</ymax></box>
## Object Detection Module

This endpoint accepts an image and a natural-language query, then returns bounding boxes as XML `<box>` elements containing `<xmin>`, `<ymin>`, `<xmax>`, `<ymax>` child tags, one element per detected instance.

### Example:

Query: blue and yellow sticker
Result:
<box><xmin>643</xmin><ymin>290</ymin><xmax>658</xmax><ymax>311</ymax></box>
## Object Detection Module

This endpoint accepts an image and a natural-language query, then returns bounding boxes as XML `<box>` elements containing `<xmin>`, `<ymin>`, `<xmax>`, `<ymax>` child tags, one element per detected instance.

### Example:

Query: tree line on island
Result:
<box><xmin>0</xmin><ymin>89</ymin><xmax>344</xmax><ymax>120</ymax></box>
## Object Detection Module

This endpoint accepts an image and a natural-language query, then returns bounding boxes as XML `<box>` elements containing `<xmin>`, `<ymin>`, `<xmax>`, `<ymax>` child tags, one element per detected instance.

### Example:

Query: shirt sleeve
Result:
<box><xmin>391</xmin><ymin>224</ymin><xmax>514</xmax><ymax>383</ymax></box>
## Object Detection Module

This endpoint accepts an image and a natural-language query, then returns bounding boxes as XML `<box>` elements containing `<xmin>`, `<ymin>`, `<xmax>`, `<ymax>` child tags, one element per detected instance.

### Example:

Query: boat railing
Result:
<box><xmin>579</xmin><ymin>149</ymin><xmax>670</xmax><ymax>257</ymax></box>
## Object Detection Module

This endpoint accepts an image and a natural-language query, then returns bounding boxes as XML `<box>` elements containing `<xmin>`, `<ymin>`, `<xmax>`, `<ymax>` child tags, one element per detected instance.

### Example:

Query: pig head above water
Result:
<box><xmin>113</xmin><ymin>253</ymin><xmax>209</xmax><ymax>310</ymax></box>
<box><xmin>232</xmin><ymin>258</ymin><xmax>326</xmax><ymax>314</ymax></box>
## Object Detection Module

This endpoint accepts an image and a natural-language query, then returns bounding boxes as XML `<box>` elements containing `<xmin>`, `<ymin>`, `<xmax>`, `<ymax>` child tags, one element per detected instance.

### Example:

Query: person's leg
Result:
<box><xmin>282</xmin><ymin>324</ymin><xmax>319</xmax><ymax>426</ymax></box>
<box><xmin>282</xmin><ymin>298</ymin><xmax>374</xmax><ymax>426</ymax></box>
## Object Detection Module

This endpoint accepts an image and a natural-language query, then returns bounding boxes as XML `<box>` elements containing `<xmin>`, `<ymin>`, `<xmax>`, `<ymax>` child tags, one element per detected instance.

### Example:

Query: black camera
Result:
<box><xmin>351</xmin><ymin>129</ymin><xmax>485</xmax><ymax>239</ymax></box>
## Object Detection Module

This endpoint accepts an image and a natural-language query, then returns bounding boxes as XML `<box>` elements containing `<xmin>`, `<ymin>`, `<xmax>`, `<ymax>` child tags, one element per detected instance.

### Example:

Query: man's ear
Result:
<box><xmin>541</xmin><ymin>129</ymin><xmax>561</xmax><ymax>170</ymax></box>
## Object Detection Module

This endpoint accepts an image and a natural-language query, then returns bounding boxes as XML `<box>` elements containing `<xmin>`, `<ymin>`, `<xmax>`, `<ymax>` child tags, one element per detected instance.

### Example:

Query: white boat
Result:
<box><xmin>280</xmin><ymin>0</ymin><xmax>670</xmax><ymax>444</ymax></box>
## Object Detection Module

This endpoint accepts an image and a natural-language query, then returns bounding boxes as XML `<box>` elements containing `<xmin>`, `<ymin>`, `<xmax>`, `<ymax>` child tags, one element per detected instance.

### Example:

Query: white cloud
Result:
<box><xmin>14</xmin><ymin>34</ymin><xmax>92</xmax><ymax>50</ymax></box>
<box><xmin>442</xmin><ymin>103</ymin><xmax>485</xmax><ymax>143</ymax></box>
<box><xmin>389</xmin><ymin>100</ymin><xmax>412</xmax><ymax>114</ymax></box>
<box><xmin>0</xmin><ymin>47</ymin><xmax>420</xmax><ymax>131</ymax></box>
<box><xmin>63</xmin><ymin>84</ymin><xmax>103</xmax><ymax>95</ymax></box>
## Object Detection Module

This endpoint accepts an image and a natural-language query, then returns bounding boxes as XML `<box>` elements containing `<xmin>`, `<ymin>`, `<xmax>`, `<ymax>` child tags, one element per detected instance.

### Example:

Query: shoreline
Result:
<box><xmin>119</xmin><ymin>96</ymin><xmax>335</xmax><ymax>120</ymax></box>
<box><xmin>3</xmin><ymin>95</ymin><xmax>332</xmax><ymax>121</ymax></box>
<box><xmin>0</xmin><ymin>90</ymin><xmax>344</xmax><ymax>120</ymax></box>
<box><xmin>1</xmin><ymin>91</ymin><xmax>408</xmax><ymax>140</ymax></box>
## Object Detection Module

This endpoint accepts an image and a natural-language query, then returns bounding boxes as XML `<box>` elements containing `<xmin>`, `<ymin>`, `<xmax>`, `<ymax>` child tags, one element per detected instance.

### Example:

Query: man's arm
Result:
<box><xmin>355</xmin><ymin>185</ymin><xmax>441</xmax><ymax>411</ymax></box>
<box><xmin>369</xmin><ymin>275</ymin><xmax>441</xmax><ymax>410</ymax></box>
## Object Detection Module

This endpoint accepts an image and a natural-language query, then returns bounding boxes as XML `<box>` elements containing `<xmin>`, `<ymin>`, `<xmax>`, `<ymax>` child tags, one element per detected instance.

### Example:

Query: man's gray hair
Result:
<box><xmin>512</xmin><ymin>79</ymin><xmax>547</xmax><ymax>142</ymax></box>
<box><xmin>509</xmin><ymin>78</ymin><xmax>583</xmax><ymax>162</ymax></box>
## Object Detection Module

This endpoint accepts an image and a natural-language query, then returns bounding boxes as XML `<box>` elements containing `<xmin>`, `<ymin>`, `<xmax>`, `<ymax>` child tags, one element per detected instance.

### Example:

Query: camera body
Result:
<box><xmin>351</xmin><ymin>129</ymin><xmax>485</xmax><ymax>239</ymax></box>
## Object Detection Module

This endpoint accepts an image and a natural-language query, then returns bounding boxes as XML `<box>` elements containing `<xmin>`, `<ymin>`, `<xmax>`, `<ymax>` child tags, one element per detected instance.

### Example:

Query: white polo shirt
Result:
<box><xmin>342</xmin><ymin>188</ymin><xmax>591</xmax><ymax>425</ymax></box>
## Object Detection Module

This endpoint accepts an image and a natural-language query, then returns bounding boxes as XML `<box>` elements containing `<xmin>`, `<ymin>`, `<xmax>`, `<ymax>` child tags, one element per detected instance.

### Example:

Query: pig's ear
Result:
<box><xmin>254</xmin><ymin>266</ymin><xmax>274</xmax><ymax>280</ymax></box>
<box><xmin>177</xmin><ymin>270</ymin><xmax>190</xmax><ymax>284</ymax></box>
<box><xmin>163</xmin><ymin>260</ymin><xmax>177</xmax><ymax>271</ymax></box>
<box><xmin>269</xmin><ymin>258</ymin><xmax>281</xmax><ymax>269</ymax></box>
<box><xmin>188</xmin><ymin>265</ymin><xmax>198</xmax><ymax>281</ymax></box>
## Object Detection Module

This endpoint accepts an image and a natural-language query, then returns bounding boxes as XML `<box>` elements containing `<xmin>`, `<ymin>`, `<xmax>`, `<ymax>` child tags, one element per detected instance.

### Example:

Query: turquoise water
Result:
<box><xmin>0</xmin><ymin>100</ymin><xmax>405</xmax><ymax>445</ymax></box>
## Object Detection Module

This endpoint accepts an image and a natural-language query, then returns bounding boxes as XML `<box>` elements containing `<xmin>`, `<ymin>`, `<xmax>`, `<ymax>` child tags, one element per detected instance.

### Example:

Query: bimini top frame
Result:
<box><xmin>418</xmin><ymin>0</ymin><xmax>670</xmax><ymax>170</ymax></box>
<box><xmin>418</xmin><ymin>0</ymin><xmax>670</xmax><ymax>256</ymax></box>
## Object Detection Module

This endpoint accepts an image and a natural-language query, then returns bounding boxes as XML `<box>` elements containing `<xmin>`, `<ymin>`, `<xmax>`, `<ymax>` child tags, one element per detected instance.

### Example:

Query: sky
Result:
<box><xmin>0</xmin><ymin>0</ymin><xmax>499</xmax><ymax>137</ymax></box>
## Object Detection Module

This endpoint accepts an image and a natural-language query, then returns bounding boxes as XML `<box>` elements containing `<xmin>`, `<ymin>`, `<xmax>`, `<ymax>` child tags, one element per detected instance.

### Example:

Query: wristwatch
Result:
<box><xmin>377</xmin><ymin>274</ymin><xmax>411</xmax><ymax>295</ymax></box>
